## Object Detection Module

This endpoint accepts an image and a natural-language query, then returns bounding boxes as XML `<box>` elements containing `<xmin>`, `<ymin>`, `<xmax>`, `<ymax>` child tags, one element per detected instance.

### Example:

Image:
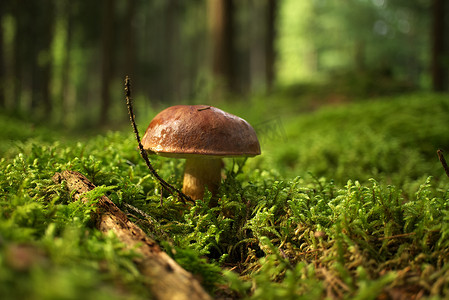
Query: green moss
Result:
<box><xmin>1</xmin><ymin>93</ymin><xmax>449</xmax><ymax>298</ymax></box>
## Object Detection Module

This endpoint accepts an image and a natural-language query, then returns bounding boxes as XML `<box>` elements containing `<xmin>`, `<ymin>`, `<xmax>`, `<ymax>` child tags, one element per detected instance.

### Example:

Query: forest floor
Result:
<box><xmin>2</xmin><ymin>92</ymin><xmax>449</xmax><ymax>299</ymax></box>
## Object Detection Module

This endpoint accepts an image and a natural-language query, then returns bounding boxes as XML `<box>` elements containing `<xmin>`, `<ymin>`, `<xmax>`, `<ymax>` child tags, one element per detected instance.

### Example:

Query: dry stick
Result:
<box><xmin>124</xmin><ymin>76</ymin><xmax>193</xmax><ymax>204</ymax></box>
<box><xmin>52</xmin><ymin>170</ymin><xmax>211</xmax><ymax>300</ymax></box>
<box><xmin>437</xmin><ymin>149</ymin><xmax>449</xmax><ymax>178</ymax></box>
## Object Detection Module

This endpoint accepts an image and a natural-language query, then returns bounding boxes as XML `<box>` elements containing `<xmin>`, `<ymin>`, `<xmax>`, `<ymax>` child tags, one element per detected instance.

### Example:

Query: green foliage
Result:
<box><xmin>162</xmin><ymin>243</ymin><xmax>224</xmax><ymax>293</ymax></box>
<box><xmin>264</xmin><ymin>93</ymin><xmax>449</xmax><ymax>196</ymax></box>
<box><xmin>0</xmin><ymin>136</ymin><xmax>153</xmax><ymax>299</ymax></box>
<box><xmin>278</xmin><ymin>0</ymin><xmax>430</xmax><ymax>91</ymax></box>
<box><xmin>2</xmin><ymin>94</ymin><xmax>449</xmax><ymax>298</ymax></box>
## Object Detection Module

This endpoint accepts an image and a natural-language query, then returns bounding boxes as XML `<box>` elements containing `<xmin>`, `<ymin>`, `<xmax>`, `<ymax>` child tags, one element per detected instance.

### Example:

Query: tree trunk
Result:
<box><xmin>28</xmin><ymin>0</ymin><xmax>53</xmax><ymax>118</ymax></box>
<box><xmin>0</xmin><ymin>3</ymin><xmax>5</xmax><ymax>108</ymax></box>
<box><xmin>40</xmin><ymin>0</ymin><xmax>54</xmax><ymax>118</ymax></box>
<box><xmin>12</xmin><ymin>1</ymin><xmax>25</xmax><ymax>113</ymax></box>
<box><xmin>124</xmin><ymin>0</ymin><xmax>136</xmax><ymax>79</ymax></box>
<box><xmin>163</xmin><ymin>0</ymin><xmax>179</xmax><ymax>103</ymax></box>
<box><xmin>100</xmin><ymin>0</ymin><xmax>115</xmax><ymax>124</ymax></box>
<box><xmin>62</xmin><ymin>0</ymin><xmax>75</xmax><ymax>127</ymax></box>
<box><xmin>265</xmin><ymin>0</ymin><xmax>276</xmax><ymax>93</ymax></box>
<box><xmin>208</xmin><ymin>0</ymin><xmax>235</xmax><ymax>97</ymax></box>
<box><xmin>249</xmin><ymin>0</ymin><xmax>266</xmax><ymax>93</ymax></box>
<box><xmin>52</xmin><ymin>170</ymin><xmax>212</xmax><ymax>300</ymax></box>
<box><xmin>29</xmin><ymin>1</ymin><xmax>39</xmax><ymax>112</ymax></box>
<box><xmin>431</xmin><ymin>0</ymin><xmax>448</xmax><ymax>92</ymax></box>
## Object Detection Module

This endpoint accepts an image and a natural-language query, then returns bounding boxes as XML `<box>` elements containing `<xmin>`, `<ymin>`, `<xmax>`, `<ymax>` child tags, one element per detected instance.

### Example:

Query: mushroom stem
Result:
<box><xmin>183</xmin><ymin>158</ymin><xmax>223</xmax><ymax>202</ymax></box>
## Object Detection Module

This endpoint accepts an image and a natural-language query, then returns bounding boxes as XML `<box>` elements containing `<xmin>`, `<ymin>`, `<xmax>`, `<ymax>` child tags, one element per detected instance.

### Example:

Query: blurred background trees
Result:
<box><xmin>0</xmin><ymin>0</ymin><xmax>447</xmax><ymax>128</ymax></box>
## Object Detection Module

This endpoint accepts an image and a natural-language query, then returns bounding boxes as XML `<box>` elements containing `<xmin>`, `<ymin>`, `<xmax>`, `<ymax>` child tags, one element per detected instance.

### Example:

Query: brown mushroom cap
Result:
<box><xmin>141</xmin><ymin>105</ymin><xmax>261</xmax><ymax>158</ymax></box>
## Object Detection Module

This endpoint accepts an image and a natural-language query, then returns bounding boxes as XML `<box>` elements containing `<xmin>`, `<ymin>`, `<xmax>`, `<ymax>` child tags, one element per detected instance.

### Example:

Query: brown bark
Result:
<box><xmin>124</xmin><ymin>0</ymin><xmax>136</xmax><ymax>79</ymax></box>
<box><xmin>208</xmin><ymin>0</ymin><xmax>235</xmax><ymax>95</ymax></box>
<box><xmin>249</xmin><ymin>1</ymin><xmax>266</xmax><ymax>93</ymax></box>
<box><xmin>29</xmin><ymin>0</ymin><xmax>53</xmax><ymax>117</ymax></box>
<box><xmin>40</xmin><ymin>0</ymin><xmax>54</xmax><ymax>118</ymax></box>
<box><xmin>163</xmin><ymin>0</ymin><xmax>180</xmax><ymax>103</ymax></box>
<box><xmin>100</xmin><ymin>0</ymin><xmax>115</xmax><ymax>124</ymax></box>
<box><xmin>11</xmin><ymin>1</ymin><xmax>26</xmax><ymax>112</ymax></box>
<box><xmin>265</xmin><ymin>0</ymin><xmax>276</xmax><ymax>92</ymax></box>
<box><xmin>0</xmin><ymin>4</ymin><xmax>4</xmax><ymax>108</ymax></box>
<box><xmin>62</xmin><ymin>0</ymin><xmax>74</xmax><ymax>126</ymax></box>
<box><xmin>431</xmin><ymin>0</ymin><xmax>447</xmax><ymax>92</ymax></box>
<box><xmin>52</xmin><ymin>170</ymin><xmax>212</xmax><ymax>300</ymax></box>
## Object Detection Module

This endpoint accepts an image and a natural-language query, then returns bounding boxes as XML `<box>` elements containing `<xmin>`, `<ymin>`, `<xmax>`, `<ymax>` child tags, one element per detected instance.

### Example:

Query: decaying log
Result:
<box><xmin>52</xmin><ymin>170</ymin><xmax>211</xmax><ymax>300</ymax></box>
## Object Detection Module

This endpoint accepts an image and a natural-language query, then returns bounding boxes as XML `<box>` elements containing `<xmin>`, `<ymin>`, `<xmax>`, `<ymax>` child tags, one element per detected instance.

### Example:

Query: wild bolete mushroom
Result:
<box><xmin>141</xmin><ymin>105</ymin><xmax>261</xmax><ymax>201</ymax></box>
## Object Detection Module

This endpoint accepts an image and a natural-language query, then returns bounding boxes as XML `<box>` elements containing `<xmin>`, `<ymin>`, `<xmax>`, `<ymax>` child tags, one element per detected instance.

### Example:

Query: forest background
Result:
<box><xmin>2</xmin><ymin>1</ymin><xmax>449</xmax><ymax>298</ymax></box>
<box><xmin>0</xmin><ymin>0</ymin><xmax>448</xmax><ymax>130</ymax></box>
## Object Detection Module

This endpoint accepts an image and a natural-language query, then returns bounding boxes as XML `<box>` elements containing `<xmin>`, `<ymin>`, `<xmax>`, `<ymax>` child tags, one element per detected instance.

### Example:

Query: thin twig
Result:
<box><xmin>437</xmin><ymin>149</ymin><xmax>449</xmax><ymax>178</ymax></box>
<box><xmin>124</xmin><ymin>76</ymin><xmax>193</xmax><ymax>204</ymax></box>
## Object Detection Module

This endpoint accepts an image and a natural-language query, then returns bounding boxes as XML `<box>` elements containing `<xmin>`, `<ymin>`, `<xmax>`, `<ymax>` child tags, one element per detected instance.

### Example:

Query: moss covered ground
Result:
<box><xmin>2</xmin><ymin>93</ymin><xmax>449</xmax><ymax>299</ymax></box>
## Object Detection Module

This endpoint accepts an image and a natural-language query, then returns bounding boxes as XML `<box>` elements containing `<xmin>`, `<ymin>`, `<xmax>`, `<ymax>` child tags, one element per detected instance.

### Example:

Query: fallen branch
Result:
<box><xmin>52</xmin><ymin>170</ymin><xmax>211</xmax><ymax>300</ymax></box>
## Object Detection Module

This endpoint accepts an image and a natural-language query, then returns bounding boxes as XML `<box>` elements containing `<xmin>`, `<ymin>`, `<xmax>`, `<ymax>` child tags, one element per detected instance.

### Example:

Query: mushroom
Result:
<box><xmin>141</xmin><ymin>105</ymin><xmax>261</xmax><ymax>202</ymax></box>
